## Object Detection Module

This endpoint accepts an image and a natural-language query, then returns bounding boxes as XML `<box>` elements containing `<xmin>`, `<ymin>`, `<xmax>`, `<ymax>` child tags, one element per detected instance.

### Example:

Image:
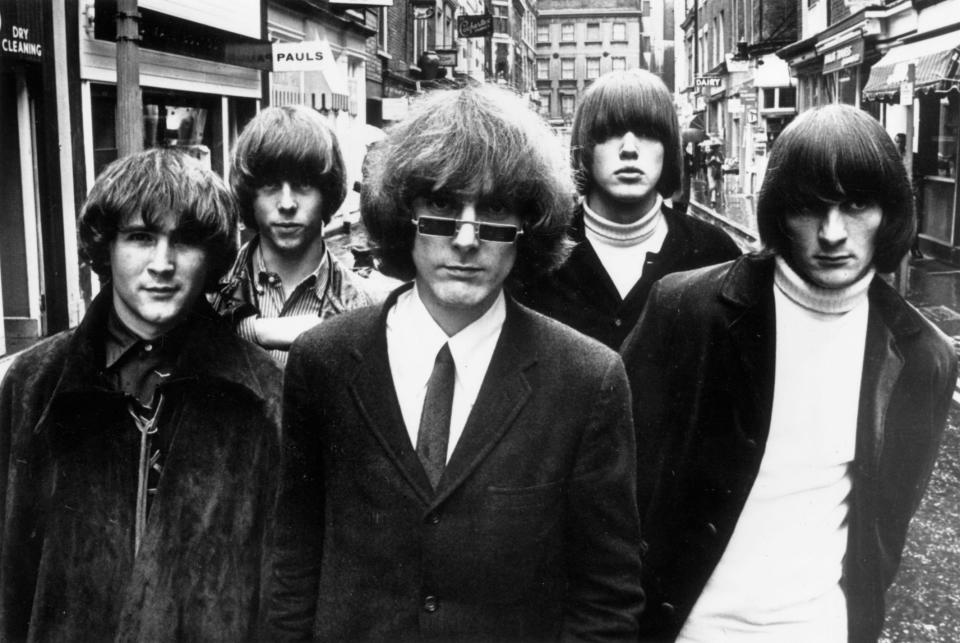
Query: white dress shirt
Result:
<box><xmin>386</xmin><ymin>285</ymin><xmax>506</xmax><ymax>462</ymax></box>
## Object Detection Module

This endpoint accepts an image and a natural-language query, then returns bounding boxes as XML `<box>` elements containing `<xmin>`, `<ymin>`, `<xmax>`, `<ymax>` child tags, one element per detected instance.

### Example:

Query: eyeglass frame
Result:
<box><xmin>410</xmin><ymin>215</ymin><xmax>525</xmax><ymax>243</ymax></box>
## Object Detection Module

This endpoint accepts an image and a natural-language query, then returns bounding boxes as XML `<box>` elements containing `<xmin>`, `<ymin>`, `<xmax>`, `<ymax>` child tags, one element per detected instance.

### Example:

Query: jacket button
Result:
<box><xmin>426</xmin><ymin>512</ymin><xmax>440</xmax><ymax>525</ymax></box>
<box><xmin>661</xmin><ymin>601</ymin><xmax>676</xmax><ymax>616</ymax></box>
<box><xmin>613</xmin><ymin>318</ymin><xmax>623</xmax><ymax>327</ymax></box>
<box><xmin>705</xmin><ymin>522</ymin><xmax>718</xmax><ymax>536</ymax></box>
<box><xmin>423</xmin><ymin>595</ymin><xmax>439</xmax><ymax>612</ymax></box>
<box><xmin>745</xmin><ymin>438</ymin><xmax>757</xmax><ymax>448</ymax></box>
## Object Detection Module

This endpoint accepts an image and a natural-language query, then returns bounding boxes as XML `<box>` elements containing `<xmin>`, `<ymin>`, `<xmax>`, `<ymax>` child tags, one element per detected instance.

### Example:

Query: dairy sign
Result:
<box><xmin>0</xmin><ymin>0</ymin><xmax>43</xmax><ymax>62</ymax></box>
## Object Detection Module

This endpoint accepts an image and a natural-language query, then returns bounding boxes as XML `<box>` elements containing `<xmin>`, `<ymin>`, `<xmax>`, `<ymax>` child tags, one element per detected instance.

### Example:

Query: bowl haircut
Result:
<box><xmin>78</xmin><ymin>147</ymin><xmax>239</xmax><ymax>291</ymax></box>
<box><xmin>361</xmin><ymin>83</ymin><xmax>576</xmax><ymax>285</ymax></box>
<box><xmin>757</xmin><ymin>104</ymin><xmax>915</xmax><ymax>273</ymax></box>
<box><xmin>570</xmin><ymin>68</ymin><xmax>682</xmax><ymax>199</ymax></box>
<box><xmin>230</xmin><ymin>105</ymin><xmax>347</xmax><ymax>229</ymax></box>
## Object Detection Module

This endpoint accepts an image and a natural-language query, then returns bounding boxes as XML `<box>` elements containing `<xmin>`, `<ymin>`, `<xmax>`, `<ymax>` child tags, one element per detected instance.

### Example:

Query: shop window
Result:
<box><xmin>90</xmin><ymin>84</ymin><xmax>224</xmax><ymax>178</ymax></box>
<box><xmin>838</xmin><ymin>68</ymin><xmax>857</xmax><ymax>106</ymax></box>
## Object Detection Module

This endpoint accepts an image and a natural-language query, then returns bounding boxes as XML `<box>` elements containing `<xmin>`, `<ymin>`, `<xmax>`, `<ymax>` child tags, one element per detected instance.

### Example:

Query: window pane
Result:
<box><xmin>587</xmin><ymin>58</ymin><xmax>600</xmax><ymax>79</ymax></box>
<box><xmin>561</xmin><ymin>58</ymin><xmax>574</xmax><ymax>79</ymax></box>
<box><xmin>537</xmin><ymin>24</ymin><xmax>549</xmax><ymax>42</ymax></box>
<box><xmin>612</xmin><ymin>56</ymin><xmax>626</xmax><ymax>71</ymax></box>
<box><xmin>612</xmin><ymin>22</ymin><xmax>626</xmax><ymax>41</ymax></box>
<box><xmin>537</xmin><ymin>59</ymin><xmax>549</xmax><ymax>80</ymax></box>
<box><xmin>587</xmin><ymin>23</ymin><xmax>600</xmax><ymax>42</ymax></box>
<box><xmin>561</xmin><ymin>23</ymin><xmax>574</xmax><ymax>41</ymax></box>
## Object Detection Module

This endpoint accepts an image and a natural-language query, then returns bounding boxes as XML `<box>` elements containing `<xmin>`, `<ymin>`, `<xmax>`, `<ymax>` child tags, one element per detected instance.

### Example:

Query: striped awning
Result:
<box><xmin>862</xmin><ymin>31</ymin><xmax>960</xmax><ymax>102</ymax></box>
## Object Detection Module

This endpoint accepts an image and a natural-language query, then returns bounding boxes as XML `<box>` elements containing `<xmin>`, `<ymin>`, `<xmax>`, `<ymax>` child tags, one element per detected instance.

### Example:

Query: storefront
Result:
<box><xmin>863</xmin><ymin>28</ymin><xmax>960</xmax><ymax>260</ymax></box>
<box><xmin>79</xmin><ymin>0</ymin><xmax>266</xmax><ymax>301</ymax></box>
<box><xmin>1</xmin><ymin>0</ymin><xmax>68</xmax><ymax>354</ymax></box>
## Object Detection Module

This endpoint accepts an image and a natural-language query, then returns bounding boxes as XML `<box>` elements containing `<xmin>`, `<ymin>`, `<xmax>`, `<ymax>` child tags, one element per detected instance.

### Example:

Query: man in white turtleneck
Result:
<box><xmin>512</xmin><ymin>69</ymin><xmax>739</xmax><ymax>349</ymax></box>
<box><xmin>621</xmin><ymin>105</ymin><xmax>957</xmax><ymax>643</ymax></box>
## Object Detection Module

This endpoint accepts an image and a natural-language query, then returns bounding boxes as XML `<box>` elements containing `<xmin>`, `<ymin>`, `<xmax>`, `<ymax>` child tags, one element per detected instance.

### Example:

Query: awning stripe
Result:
<box><xmin>862</xmin><ymin>31</ymin><xmax>960</xmax><ymax>102</ymax></box>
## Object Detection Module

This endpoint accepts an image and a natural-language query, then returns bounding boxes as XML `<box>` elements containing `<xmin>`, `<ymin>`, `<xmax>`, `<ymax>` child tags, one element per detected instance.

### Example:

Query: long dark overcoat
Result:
<box><xmin>620</xmin><ymin>254</ymin><xmax>958</xmax><ymax>642</ymax></box>
<box><xmin>512</xmin><ymin>202</ymin><xmax>741</xmax><ymax>349</ymax></box>
<box><xmin>0</xmin><ymin>292</ymin><xmax>282</xmax><ymax>642</ymax></box>
<box><xmin>266</xmin><ymin>288</ymin><xmax>644</xmax><ymax>641</ymax></box>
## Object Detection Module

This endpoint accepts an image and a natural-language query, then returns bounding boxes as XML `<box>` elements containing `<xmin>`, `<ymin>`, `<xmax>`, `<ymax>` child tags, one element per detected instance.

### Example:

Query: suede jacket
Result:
<box><xmin>0</xmin><ymin>291</ymin><xmax>282</xmax><ymax>642</ymax></box>
<box><xmin>620</xmin><ymin>254</ymin><xmax>957</xmax><ymax>642</ymax></box>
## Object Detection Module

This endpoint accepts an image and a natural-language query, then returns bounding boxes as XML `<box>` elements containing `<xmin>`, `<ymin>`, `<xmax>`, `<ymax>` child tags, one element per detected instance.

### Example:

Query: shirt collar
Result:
<box><xmin>388</xmin><ymin>285</ymin><xmax>507</xmax><ymax>399</ymax></box>
<box><xmin>253</xmin><ymin>240</ymin><xmax>331</xmax><ymax>299</ymax></box>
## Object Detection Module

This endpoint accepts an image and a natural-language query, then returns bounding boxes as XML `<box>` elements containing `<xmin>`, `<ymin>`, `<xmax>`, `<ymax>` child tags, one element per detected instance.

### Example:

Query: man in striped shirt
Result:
<box><xmin>213</xmin><ymin>106</ymin><xmax>373</xmax><ymax>363</ymax></box>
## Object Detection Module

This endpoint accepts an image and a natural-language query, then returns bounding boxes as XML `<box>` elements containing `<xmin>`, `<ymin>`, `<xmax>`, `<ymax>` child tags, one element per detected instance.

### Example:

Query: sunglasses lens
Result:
<box><xmin>417</xmin><ymin>217</ymin><xmax>458</xmax><ymax>237</ymax></box>
<box><xmin>477</xmin><ymin>224</ymin><xmax>519</xmax><ymax>243</ymax></box>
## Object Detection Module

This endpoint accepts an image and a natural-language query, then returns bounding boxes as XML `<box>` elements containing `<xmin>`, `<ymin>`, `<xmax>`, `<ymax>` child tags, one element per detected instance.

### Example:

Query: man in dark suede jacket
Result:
<box><xmin>0</xmin><ymin>149</ymin><xmax>281</xmax><ymax>641</ymax></box>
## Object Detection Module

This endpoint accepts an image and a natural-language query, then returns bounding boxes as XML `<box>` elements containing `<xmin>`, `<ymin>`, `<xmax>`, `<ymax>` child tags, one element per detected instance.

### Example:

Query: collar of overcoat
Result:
<box><xmin>717</xmin><ymin>253</ymin><xmax>923</xmax><ymax>478</ymax></box>
<box><xmin>346</xmin><ymin>283</ymin><xmax>537</xmax><ymax>506</ymax></box>
<box><xmin>34</xmin><ymin>288</ymin><xmax>273</xmax><ymax>438</ymax></box>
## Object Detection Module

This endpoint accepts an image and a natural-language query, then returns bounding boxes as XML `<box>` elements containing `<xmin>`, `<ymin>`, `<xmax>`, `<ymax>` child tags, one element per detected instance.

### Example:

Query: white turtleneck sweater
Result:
<box><xmin>582</xmin><ymin>195</ymin><xmax>668</xmax><ymax>299</ymax></box>
<box><xmin>677</xmin><ymin>256</ymin><xmax>875</xmax><ymax>643</ymax></box>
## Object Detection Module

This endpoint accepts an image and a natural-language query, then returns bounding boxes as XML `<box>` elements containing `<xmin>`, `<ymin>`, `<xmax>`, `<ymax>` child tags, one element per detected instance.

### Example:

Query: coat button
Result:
<box><xmin>661</xmin><ymin>601</ymin><xmax>676</xmax><ymax>616</ymax></box>
<box><xmin>426</xmin><ymin>512</ymin><xmax>440</xmax><ymax>525</ymax></box>
<box><xmin>745</xmin><ymin>438</ymin><xmax>757</xmax><ymax>448</ymax></box>
<box><xmin>423</xmin><ymin>595</ymin><xmax>439</xmax><ymax>612</ymax></box>
<box><xmin>705</xmin><ymin>522</ymin><xmax>718</xmax><ymax>536</ymax></box>
<box><xmin>613</xmin><ymin>318</ymin><xmax>623</xmax><ymax>327</ymax></box>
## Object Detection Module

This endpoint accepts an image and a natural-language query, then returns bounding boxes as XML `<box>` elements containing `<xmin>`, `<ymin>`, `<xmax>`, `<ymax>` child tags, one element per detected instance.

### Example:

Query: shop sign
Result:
<box><xmin>413</xmin><ymin>1</ymin><xmax>435</xmax><ymax>20</ymax></box>
<box><xmin>273</xmin><ymin>41</ymin><xmax>330</xmax><ymax>72</ymax></box>
<box><xmin>458</xmin><ymin>14</ymin><xmax>493</xmax><ymax>38</ymax></box>
<box><xmin>695</xmin><ymin>76</ymin><xmax>722</xmax><ymax>88</ymax></box>
<box><xmin>329</xmin><ymin>0</ymin><xmax>393</xmax><ymax>5</ymax></box>
<box><xmin>436</xmin><ymin>48</ymin><xmax>457</xmax><ymax>67</ymax></box>
<box><xmin>0</xmin><ymin>0</ymin><xmax>43</xmax><ymax>62</ymax></box>
<box><xmin>899</xmin><ymin>80</ymin><xmax>914</xmax><ymax>105</ymax></box>
<box><xmin>821</xmin><ymin>39</ymin><xmax>863</xmax><ymax>75</ymax></box>
<box><xmin>728</xmin><ymin>98</ymin><xmax>743</xmax><ymax>113</ymax></box>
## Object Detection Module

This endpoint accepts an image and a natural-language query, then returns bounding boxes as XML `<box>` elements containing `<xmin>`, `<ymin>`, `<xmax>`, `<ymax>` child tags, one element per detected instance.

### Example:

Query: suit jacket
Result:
<box><xmin>265</xmin><ymin>286</ymin><xmax>643</xmax><ymax>641</ymax></box>
<box><xmin>620</xmin><ymin>254</ymin><xmax>957</xmax><ymax>642</ymax></box>
<box><xmin>511</xmin><ymin>202</ymin><xmax>741</xmax><ymax>349</ymax></box>
<box><xmin>0</xmin><ymin>291</ymin><xmax>282</xmax><ymax>642</ymax></box>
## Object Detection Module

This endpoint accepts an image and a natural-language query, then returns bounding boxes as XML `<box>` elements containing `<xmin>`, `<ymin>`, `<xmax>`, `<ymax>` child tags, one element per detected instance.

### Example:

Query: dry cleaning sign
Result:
<box><xmin>0</xmin><ymin>0</ymin><xmax>44</xmax><ymax>61</ymax></box>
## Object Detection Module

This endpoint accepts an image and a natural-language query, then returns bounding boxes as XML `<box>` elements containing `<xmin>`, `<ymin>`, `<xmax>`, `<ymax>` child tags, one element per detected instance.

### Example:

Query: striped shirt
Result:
<box><xmin>235</xmin><ymin>242</ymin><xmax>373</xmax><ymax>364</ymax></box>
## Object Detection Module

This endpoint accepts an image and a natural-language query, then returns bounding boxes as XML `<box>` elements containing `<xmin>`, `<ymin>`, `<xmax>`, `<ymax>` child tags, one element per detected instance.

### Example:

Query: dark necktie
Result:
<box><xmin>417</xmin><ymin>343</ymin><xmax>455</xmax><ymax>488</ymax></box>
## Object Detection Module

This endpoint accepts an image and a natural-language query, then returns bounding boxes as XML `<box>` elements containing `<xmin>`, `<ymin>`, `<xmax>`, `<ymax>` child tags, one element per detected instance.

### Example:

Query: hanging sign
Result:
<box><xmin>0</xmin><ymin>0</ymin><xmax>43</xmax><ymax>62</ymax></box>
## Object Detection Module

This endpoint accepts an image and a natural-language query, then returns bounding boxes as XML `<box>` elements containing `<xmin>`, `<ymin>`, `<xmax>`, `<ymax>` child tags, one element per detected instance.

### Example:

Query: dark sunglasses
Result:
<box><xmin>411</xmin><ymin>216</ymin><xmax>523</xmax><ymax>243</ymax></box>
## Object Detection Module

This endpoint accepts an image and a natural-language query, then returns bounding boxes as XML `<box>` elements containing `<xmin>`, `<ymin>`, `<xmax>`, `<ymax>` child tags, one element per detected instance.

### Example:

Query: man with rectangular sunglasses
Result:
<box><xmin>265</xmin><ymin>84</ymin><xmax>643</xmax><ymax>640</ymax></box>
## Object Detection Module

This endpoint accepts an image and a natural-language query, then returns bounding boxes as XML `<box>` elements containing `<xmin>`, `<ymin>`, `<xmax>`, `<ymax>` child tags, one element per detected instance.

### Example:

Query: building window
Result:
<box><xmin>641</xmin><ymin>34</ymin><xmax>651</xmax><ymax>52</ymax></box>
<box><xmin>537</xmin><ymin>24</ymin><xmax>549</xmax><ymax>42</ymax></box>
<box><xmin>642</xmin><ymin>0</ymin><xmax>651</xmax><ymax>17</ymax></box>
<box><xmin>561</xmin><ymin>22</ymin><xmax>575</xmax><ymax>42</ymax></box>
<box><xmin>537</xmin><ymin>58</ymin><xmax>549</xmax><ymax>80</ymax></box>
<box><xmin>586</xmin><ymin>57</ymin><xmax>600</xmax><ymax>79</ymax></box>
<box><xmin>378</xmin><ymin>7</ymin><xmax>388</xmax><ymax>51</ymax></box>
<box><xmin>494</xmin><ymin>5</ymin><xmax>508</xmax><ymax>34</ymax></box>
<box><xmin>612</xmin><ymin>56</ymin><xmax>627</xmax><ymax>71</ymax></box>
<box><xmin>561</xmin><ymin>93</ymin><xmax>575</xmax><ymax>119</ymax></box>
<box><xmin>780</xmin><ymin>86</ymin><xmax>796</xmax><ymax>108</ymax></box>
<box><xmin>560</xmin><ymin>57</ymin><xmax>574</xmax><ymax>79</ymax></box>
<box><xmin>539</xmin><ymin>92</ymin><xmax>551</xmax><ymax>116</ymax></box>
<box><xmin>586</xmin><ymin>22</ymin><xmax>600</xmax><ymax>42</ymax></box>
<box><xmin>612</xmin><ymin>22</ymin><xmax>626</xmax><ymax>41</ymax></box>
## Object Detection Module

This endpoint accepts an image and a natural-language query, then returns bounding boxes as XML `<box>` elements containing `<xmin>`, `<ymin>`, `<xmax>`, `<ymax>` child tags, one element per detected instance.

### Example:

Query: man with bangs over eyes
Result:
<box><xmin>0</xmin><ymin>149</ymin><xmax>282</xmax><ymax>640</ymax></box>
<box><xmin>212</xmin><ymin>105</ymin><xmax>373</xmax><ymax>364</ymax></box>
<box><xmin>620</xmin><ymin>105</ymin><xmax>957</xmax><ymax>642</ymax></box>
<box><xmin>265</xmin><ymin>84</ymin><xmax>643</xmax><ymax>640</ymax></box>
<box><xmin>512</xmin><ymin>68</ymin><xmax>739</xmax><ymax>349</ymax></box>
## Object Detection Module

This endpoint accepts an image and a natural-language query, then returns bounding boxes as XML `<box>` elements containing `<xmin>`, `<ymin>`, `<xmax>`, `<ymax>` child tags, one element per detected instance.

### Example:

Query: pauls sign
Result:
<box><xmin>458</xmin><ymin>14</ymin><xmax>493</xmax><ymax>39</ymax></box>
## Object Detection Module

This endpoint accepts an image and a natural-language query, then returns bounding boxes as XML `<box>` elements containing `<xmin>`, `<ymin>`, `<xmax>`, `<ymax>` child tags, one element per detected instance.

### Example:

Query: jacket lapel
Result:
<box><xmin>719</xmin><ymin>255</ymin><xmax>777</xmax><ymax>445</ymax></box>
<box><xmin>347</xmin><ymin>287</ymin><xmax>436</xmax><ymax>502</ymax></box>
<box><xmin>433</xmin><ymin>298</ymin><xmax>535</xmax><ymax>504</ymax></box>
<box><xmin>854</xmin><ymin>279</ymin><xmax>916</xmax><ymax>481</ymax></box>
